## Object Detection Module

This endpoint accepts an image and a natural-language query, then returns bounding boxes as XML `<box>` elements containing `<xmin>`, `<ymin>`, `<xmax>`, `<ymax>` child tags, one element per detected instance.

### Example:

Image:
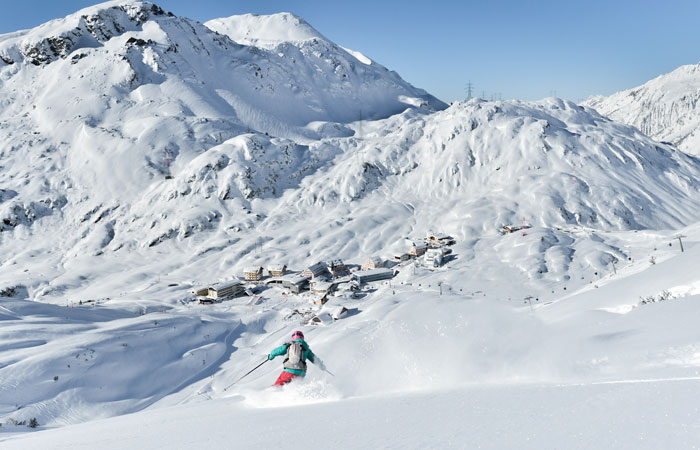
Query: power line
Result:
<box><xmin>465</xmin><ymin>81</ymin><xmax>473</xmax><ymax>100</ymax></box>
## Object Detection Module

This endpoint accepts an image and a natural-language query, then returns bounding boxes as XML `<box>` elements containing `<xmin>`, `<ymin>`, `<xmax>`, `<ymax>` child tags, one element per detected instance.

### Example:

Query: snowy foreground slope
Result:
<box><xmin>3</xmin><ymin>228</ymin><xmax>700</xmax><ymax>449</ymax></box>
<box><xmin>2</xmin><ymin>1</ymin><xmax>700</xmax><ymax>448</ymax></box>
<box><xmin>5</xmin><ymin>381</ymin><xmax>700</xmax><ymax>449</ymax></box>
<box><xmin>583</xmin><ymin>62</ymin><xmax>700</xmax><ymax>155</ymax></box>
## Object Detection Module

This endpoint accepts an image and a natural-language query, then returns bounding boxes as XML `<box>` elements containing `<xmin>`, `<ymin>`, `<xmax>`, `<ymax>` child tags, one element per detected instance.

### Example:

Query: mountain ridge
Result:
<box><xmin>582</xmin><ymin>62</ymin><xmax>700</xmax><ymax>155</ymax></box>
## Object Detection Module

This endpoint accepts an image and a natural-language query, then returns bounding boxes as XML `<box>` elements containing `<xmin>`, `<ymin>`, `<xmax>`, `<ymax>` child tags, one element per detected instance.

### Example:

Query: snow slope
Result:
<box><xmin>4</xmin><ymin>95</ymin><xmax>700</xmax><ymax>310</ymax></box>
<box><xmin>283</xmin><ymin>98</ymin><xmax>700</xmax><ymax>232</ymax></box>
<box><xmin>583</xmin><ymin>62</ymin><xmax>700</xmax><ymax>155</ymax></box>
<box><xmin>2</xmin><ymin>1</ymin><xmax>700</xmax><ymax>447</ymax></box>
<box><xmin>5</xmin><ymin>380</ymin><xmax>700</xmax><ymax>449</ymax></box>
<box><xmin>2</xmin><ymin>227</ymin><xmax>700</xmax><ymax>448</ymax></box>
<box><xmin>204</xmin><ymin>13</ymin><xmax>327</xmax><ymax>49</ymax></box>
<box><xmin>204</xmin><ymin>12</ymin><xmax>445</xmax><ymax>118</ymax></box>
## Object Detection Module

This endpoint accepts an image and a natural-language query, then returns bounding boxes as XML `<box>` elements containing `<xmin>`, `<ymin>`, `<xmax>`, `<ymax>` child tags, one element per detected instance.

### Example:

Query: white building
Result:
<box><xmin>302</xmin><ymin>261</ymin><xmax>328</xmax><ymax>278</ymax></box>
<box><xmin>266</xmin><ymin>275</ymin><xmax>309</xmax><ymax>294</ymax></box>
<box><xmin>208</xmin><ymin>280</ymin><xmax>245</xmax><ymax>299</ymax></box>
<box><xmin>424</xmin><ymin>249</ymin><xmax>443</xmax><ymax>268</ymax></box>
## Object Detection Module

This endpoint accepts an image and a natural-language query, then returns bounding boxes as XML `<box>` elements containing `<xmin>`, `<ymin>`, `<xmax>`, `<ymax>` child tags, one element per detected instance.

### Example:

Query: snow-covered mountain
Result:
<box><xmin>583</xmin><ymin>62</ymin><xmax>700</xmax><ymax>155</ymax></box>
<box><xmin>287</xmin><ymin>98</ymin><xmax>700</xmax><ymax>231</ymax></box>
<box><xmin>204</xmin><ymin>12</ymin><xmax>419</xmax><ymax>113</ymax></box>
<box><xmin>2</xmin><ymin>1</ymin><xmax>700</xmax><ymax>446</ymax></box>
<box><xmin>1</xmin><ymin>2</ymin><xmax>700</xmax><ymax>306</ymax></box>
<box><xmin>0</xmin><ymin>0</ymin><xmax>445</xmax><ymax>290</ymax></box>
<box><xmin>0</xmin><ymin>2</ymin><xmax>443</xmax><ymax>128</ymax></box>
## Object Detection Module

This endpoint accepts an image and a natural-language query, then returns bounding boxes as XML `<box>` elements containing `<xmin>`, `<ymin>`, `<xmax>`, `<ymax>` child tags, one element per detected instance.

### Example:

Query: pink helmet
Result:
<box><xmin>291</xmin><ymin>330</ymin><xmax>304</xmax><ymax>340</ymax></box>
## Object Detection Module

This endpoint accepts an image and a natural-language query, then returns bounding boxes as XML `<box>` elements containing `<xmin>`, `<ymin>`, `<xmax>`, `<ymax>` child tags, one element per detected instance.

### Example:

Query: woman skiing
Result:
<box><xmin>268</xmin><ymin>330</ymin><xmax>325</xmax><ymax>386</ymax></box>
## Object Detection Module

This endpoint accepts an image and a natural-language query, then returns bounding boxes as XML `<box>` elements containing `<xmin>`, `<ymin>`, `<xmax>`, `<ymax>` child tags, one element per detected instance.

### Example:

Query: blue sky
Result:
<box><xmin>2</xmin><ymin>0</ymin><xmax>700</xmax><ymax>102</ymax></box>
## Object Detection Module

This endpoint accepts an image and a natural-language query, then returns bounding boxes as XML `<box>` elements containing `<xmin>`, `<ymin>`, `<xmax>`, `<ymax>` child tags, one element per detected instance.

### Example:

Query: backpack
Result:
<box><xmin>283</xmin><ymin>341</ymin><xmax>307</xmax><ymax>371</ymax></box>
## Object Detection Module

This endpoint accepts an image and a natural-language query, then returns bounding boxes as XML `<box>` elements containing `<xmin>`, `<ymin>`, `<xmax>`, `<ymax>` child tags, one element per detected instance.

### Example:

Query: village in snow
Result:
<box><xmin>194</xmin><ymin>231</ymin><xmax>456</xmax><ymax>324</ymax></box>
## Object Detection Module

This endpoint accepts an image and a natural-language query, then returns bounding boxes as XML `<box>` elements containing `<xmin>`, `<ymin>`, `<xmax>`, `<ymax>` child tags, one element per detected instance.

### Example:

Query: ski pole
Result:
<box><xmin>224</xmin><ymin>358</ymin><xmax>269</xmax><ymax>391</ymax></box>
<box><xmin>323</xmin><ymin>367</ymin><xmax>335</xmax><ymax>377</ymax></box>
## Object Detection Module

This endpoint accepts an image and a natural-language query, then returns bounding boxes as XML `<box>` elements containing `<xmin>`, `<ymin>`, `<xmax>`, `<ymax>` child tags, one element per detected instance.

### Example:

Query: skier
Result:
<box><xmin>268</xmin><ymin>330</ymin><xmax>325</xmax><ymax>386</ymax></box>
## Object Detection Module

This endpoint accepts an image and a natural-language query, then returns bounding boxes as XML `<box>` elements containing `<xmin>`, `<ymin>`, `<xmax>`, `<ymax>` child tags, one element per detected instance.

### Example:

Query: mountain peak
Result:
<box><xmin>582</xmin><ymin>61</ymin><xmax>700</xmax><ymax>154</ymax></box>
<box><xmin>205</xmin><ymin>12</ymin><xmax>325</xmax><ymax>49</ymax></box>
<box><xmin>0</xmin><ymin>0</ymin><xmax>173</xmax><ymax>66</ymax></box>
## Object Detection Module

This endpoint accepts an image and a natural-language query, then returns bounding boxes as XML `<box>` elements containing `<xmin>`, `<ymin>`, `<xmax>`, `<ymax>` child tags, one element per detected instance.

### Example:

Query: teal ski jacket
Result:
<box><xmin>268</xmin><ymin>338</ymin><xmax>323</xmax><ymax>376</ymax></box>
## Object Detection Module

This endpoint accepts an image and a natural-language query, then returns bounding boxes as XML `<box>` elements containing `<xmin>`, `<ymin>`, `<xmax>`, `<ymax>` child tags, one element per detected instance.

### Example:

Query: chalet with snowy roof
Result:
<box><xmin>208</xmin><ymin>280</ymin><xmax>245</xmax><ymax>300</ymax></box>
<box><xmin>352</xmin><ymin>268</ymin><xmax>394</xmax><ymax>284</ymax></box>
<box><xmin>394</xmin><ymin>253</ymin><xmax>410</xmax><ymax>262</ymax></box>
<box><xmin>192</xmin><ymin>287</ymin><xmax>210</xmax><ymax>297</ymax></box>
<box><xmin>267</xmin><ymin>264</ymin><xmax>287</xmax><ymax>277</ymax></box>
<box><xmin>326</xmin><ymin>305</ymin><xmax>349</xmax><ymax>320</ymax></box>
<box><xmin>302</xmin><ymin>261</ymin><xmax>328</xmax><ymax>278</ymax></box>
<box><xmin>337</xmin><ymin>279</ymin><xmax>360</xmax><ymax>292</ymax></box>
<box><xmin>328</xmin><ymin>259</ymin><xmax>349</xmax><ymax>278</ymax></box>
<box><xmin>362</xmin><ymin>257</ymin><xmax>385</xmax><ymax>271</ymax></box>
<box><xmin>311</xmin><ymin>280</ymin><xmax>334</xmax><ymax>295</ymax></box>
<box><xmin>310</xmin><ymin>303</ymin><xmax>348</xmax><ymax>324</ymax></box>
<box><xmin>309</xmin><ymin>312</ymin><xmax>333</xmax><ymax>325</ymax></box>
<box><xmin>244</xmin><ymin>266</ymin><xmax>264</xmax><ymax>281</ymax></box>
<box><xmin>335</xmin><ymin>290</ymin><xmax>357</xmax><ymax>299</ymax></box>
<box><xmin>312</xmin><ymin>293</ymin><xmax>329</xmax><ymax>305</ymax></box>
<box><xmin>409</xmin><ymin>242</ymin><xmax>429</xmax><ymax>257</ymax></box>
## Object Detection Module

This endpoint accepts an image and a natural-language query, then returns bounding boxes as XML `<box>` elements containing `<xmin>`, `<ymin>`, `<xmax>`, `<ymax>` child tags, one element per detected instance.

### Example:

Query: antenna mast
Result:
<box><xmin>164</xmin><ymin>148</ymin><xmax>173</xmax><ymax>180</ymax></box>
<box><xmin>357</xmin><ymin>110</ymin><xmax>364</xmax><ymax>165</ymax></box>
<box><xmin>465</xmin><ymin>81</ymin><xmax>474</xmax><ymax>100</ymax></box>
